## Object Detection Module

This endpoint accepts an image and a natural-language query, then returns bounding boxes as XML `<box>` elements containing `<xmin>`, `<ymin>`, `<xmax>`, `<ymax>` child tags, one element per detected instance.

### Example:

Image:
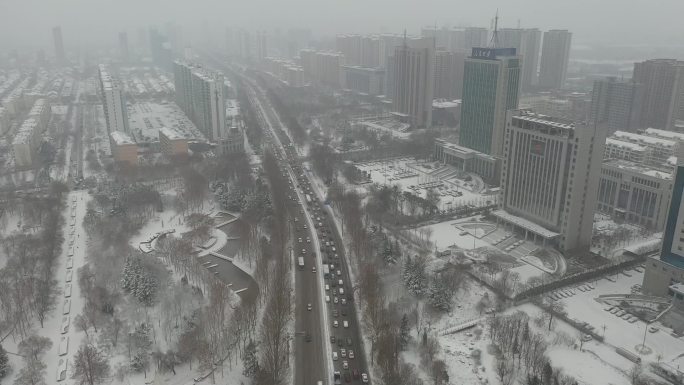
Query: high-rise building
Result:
<box><xmin>118</xmin><ymin>32</ymin><xmax>130</xmax><ymax>62</ymax></box>
<box><xmin>459</xmin><ymin>47</ymin><xmax>521</xmax><ymax>156</ymax></box>
<box><xmin>633</xmin><ymin>59</ymin><xmax>684</xmax><ymax>130</ymax></box>
<box><xmin>360</xmin><ymin>36</ymin><xmax>381</xmax><ymax>68</ymax></box>
<box><xmin>392</xmin><ymin>37</ymin><xmax>435</xmax><ymax>128</ymax></box>
<box><xmin>315</xmin><ymin>52</ymin><xmax>345</xmax><ymax>88</ymax></box>
<box><xmin>336</xmin><ymin>35</ymin><xmax>362</xmax><ymax>66</ymax></box>
<box><xmin>498</xmin><ymin>110</ymin><xmax>606</xmax><ymax>254</ymax></box>
<box><xmin>173</xmin><ymin>61</ymin><xmax>226</xmax><ymax>141</ymax></box>
<box><xmin>446</xmin><ymin>27</ymin><xmax>489</xmax><ymax>53</ymax></box>
<box><xmin>433</xmin><ymin>50</ymin><xmax>466</xmax><ymax>100</ymax></box>
<box><xmin>52</xmin><ymin>26</ymin><xmax>65</xmax><ymax>63</ymax></box>
<box><xmin>643</xmin><ymin>161</ymin><xmax>684</xmax><ymax>297</ymax></box>
<box><xmin>256</xmin><ymin>31</ymin><xmax>268</xmax><ymax>62</ymax></box>
<box><xmin>149</xmin><ymin>28</ymin><xmax>173</xmax><ymax>69</ymax></box>
<box><xmin>98</xmin><ymin>64</ymin><xmax>130</xmax><ymax>135</ymax></box>
<box><xmin>498</xmin><ymin>28</ymin><xmax>541</xmax><ymax>91</ymax></box>
<box><xmin>538</xmin><ymin>30</ymin><xmax>572</xmax><ymax>90</ymax></box>
<box><xmin>589</xmin><ymin>77</ymin><xmax>642</xmax><ymax>134</ymax></box>
<box><xmin>421</xmin><ymin>26</ymin><xmax>451</xmax><ymax>50</ymax></box>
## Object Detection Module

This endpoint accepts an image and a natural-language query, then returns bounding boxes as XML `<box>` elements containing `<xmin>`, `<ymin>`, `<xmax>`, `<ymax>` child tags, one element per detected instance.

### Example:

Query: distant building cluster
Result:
<box><xmin>263</xmin><ymin>57</ymin><xmax>306</xmax><ymax>87</ymax></box>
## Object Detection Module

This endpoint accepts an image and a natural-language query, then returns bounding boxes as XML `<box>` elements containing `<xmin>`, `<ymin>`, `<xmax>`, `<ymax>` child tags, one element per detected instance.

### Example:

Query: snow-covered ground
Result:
<box><xmin>128</xmin><ymin>101</ymin><xmax>202</xmax><ymax>143</ymax></box>
<box><xmin>354</xmin><ymin>158</ymin><xmax>495</xmax><ymax>211</ymax></box>
<box><xmin>4</xmin><ymin>190</ymin><xmax>91</xmax><ymax>384</ymax></box>
<box><xmin>550</xmin><ymin>268</ymin><xmax>684</xmax><ymax>369</ymax></box>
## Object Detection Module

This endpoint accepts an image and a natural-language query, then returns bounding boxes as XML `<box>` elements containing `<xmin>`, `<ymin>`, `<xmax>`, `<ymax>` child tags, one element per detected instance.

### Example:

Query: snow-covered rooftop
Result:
<box><xmin>603</xmin><ymin>159</ymin><xmax>672</xmax><ymax>180</ymax></box>
<box><xmin>492</xmin><ymin>209</ymin><xmax>559</xmax><ymax>239</ymax></box>
<box><xmin>613</xmin><ymin>130</ymin><xmax>677</xmax><ymax>148</ymax></box>
<box><xmin>605</xmin><ymin>138</ymin><xmax>647</xmax><ymax>152</ymax></box>
<box><xmin>110</xmin><ymin>130</ymin><xmax>135</xmax><ymax>145</ymax></box>
<box><xmin>644</xmin><ymin>127</ymin><xmax>684</xmax><ymax>141</ymax></box>
<box><xmin>159</xmin><ymin>126</ymin><xmax>185</xmax><ymax>141</ymax></box>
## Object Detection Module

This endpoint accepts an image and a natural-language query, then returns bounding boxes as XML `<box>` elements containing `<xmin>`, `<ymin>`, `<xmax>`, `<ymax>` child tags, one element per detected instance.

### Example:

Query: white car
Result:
<box><xmin>341</xmin><ymin>298</ymin><xmax>347</xmax><ymax>305</ymax></box>
<box><xmin>343</xmin><ymin>320</ymin><xmax>349</xmax><ymax>328</ymax></box>
<box><xmin>333</xmin><ymin>320</ymin><xmax>339</xmax><ymax>328</ymax></box>
<box><xmin>362</xmin><ymin>373</ymin><xmax>368</xmax><ymax>383</ymax></box>
<box><xmin>349</xmin><ymin>350</ymin><xmax>354</xmax><ymax>359</ymax></box>
<box><xmin>325</xmin><ymin>284</ymin><xmax>330</xmax><ymax>291</ymax></box>
<box><xmin>332</xmin><ymin>352</ymin><xmax>338</xmax><ymax>361</ymax></box>
<box><xmin>312</xmin><ymin>266</ymin><xmax>317</xmax><ymax>273</ymax></box>
<box><xmin>307</xmin><ymin>303</ymin><xmax>312</xmax><ymax>311</ymax></box>
<box><xmin>334</xmin><ymin>296</ymin><xmax>339</xmax><ymax>304</ymax></box>
<box><xmin>325</xmin><ymin>296</ymin><xmax>330</xmax><ymax>303</ymax></box>
<box><xmin>339</xmin><ymin>288</ymin><xmax>345</xmax><ymax>295</ymax></box>
<box><xmin>343</xmin><ymin>360</ymin><xmax>349</xmax><ymax>370</ymax></box>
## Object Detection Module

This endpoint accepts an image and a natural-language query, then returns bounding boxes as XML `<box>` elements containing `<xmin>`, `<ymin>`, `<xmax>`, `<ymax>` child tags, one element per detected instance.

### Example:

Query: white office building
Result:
<box><xmin>499</xmin><ymin>110</ymin><xmax>606</xmax><ymax>254</ymax></box>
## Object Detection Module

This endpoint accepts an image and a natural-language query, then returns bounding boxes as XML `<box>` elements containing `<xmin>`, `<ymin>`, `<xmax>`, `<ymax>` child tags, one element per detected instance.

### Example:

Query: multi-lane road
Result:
<box><xmin>206</xmin><ymin>53</ymin><xmax>371</xmax><ymax>385</ymax></box>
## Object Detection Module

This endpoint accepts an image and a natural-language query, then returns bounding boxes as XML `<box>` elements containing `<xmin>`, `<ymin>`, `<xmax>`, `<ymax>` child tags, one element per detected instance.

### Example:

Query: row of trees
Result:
<box><xmin>0</xmin><ymin>182</ymin><xmax>67</xmax><ymax>345</ymax></box>
<box><xmin>489</xmin><ymin>311</ymin><xmax>579</xmax><ymax>385</ymax></box>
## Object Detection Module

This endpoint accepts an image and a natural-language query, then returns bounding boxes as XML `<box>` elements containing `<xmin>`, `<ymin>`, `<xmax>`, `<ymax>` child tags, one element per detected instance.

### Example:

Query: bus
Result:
<box><xmin>298</xmin><ymin>257</ymin><xmax>305</xmax><ymax>270</ymax></box>
<box><xmin>323</xmin><ymin>264</ymin><xmax>330</xmax><ymax>279</ymax></box>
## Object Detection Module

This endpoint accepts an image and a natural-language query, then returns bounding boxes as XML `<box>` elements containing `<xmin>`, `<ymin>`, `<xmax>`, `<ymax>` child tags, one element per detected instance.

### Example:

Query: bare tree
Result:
<box><xmin>72</xmin><ymin>343</ymin><xmax>110</xmax><ymax>385</ymax></box>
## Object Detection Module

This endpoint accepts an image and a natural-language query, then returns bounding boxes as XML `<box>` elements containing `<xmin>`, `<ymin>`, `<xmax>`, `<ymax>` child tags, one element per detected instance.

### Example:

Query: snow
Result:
<box><xmin>418</xmin><ymin>219</ymin><xmax>489</xmax><ymax>250</ymax></box>
<box><xmin>547</xmin><ymin>348</ymin><xmax>630</xmax><ymax>385</ymax></box>
<box><xmin>3</xmin><ymin>191</ymin><xmax>91</xmax><ymax>385</ymax></box>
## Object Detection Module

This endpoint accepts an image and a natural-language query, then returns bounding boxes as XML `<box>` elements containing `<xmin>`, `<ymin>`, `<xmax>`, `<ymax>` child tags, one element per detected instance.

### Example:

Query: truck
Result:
<box><xmin>298</xmin><ymin>257</ymin><xmax>304</xmax><ymax>270</ymax></box>
<box><xmin>323</xmin><ymin>264</ymin><xmax>330</xmax><ymax>279</ymax></box>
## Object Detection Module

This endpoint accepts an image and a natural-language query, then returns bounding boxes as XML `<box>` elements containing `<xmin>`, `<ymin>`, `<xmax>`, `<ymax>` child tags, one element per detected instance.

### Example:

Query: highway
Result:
<box><xmin>240</xmin><ymin>73</ymin><xmax>329</xmax><ymax>385</ymax></box>
<box><xmin>235</xmin><ymin>66</ymin><xmax>371</xmax><ymax>384</ymax></box>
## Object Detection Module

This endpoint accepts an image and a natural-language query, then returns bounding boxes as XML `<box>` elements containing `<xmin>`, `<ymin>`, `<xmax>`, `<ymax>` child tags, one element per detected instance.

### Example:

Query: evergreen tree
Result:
<box><xmin>242</xmin><ymin>340</ymin><xmax>259</xmax><ymax>378</ymax></box>
<box><xmin>399</xmin><ymin>314</ymin><xmax>410</xmax><ymax>350</ymax></box>
<box><xmin>0</xmin><ymin>344</ymin><xmax>9</xmax><ymax>378</ymax></box>
<box><xmin>428</xmin><ymin>276</ymin><xmax>452</xmax><ymax>312</ymax></box>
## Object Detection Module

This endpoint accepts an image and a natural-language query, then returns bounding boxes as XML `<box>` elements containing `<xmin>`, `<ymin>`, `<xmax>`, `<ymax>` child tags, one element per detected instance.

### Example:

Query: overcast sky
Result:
<box><xmin>1</xmin><ymin>0</ymin><xmax>683</xmax><ymax>50</ymax></box>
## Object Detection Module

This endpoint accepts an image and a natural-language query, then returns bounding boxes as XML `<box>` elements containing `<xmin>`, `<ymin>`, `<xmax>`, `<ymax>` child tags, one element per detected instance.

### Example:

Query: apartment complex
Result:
<box><xmin>499</xmin><ymin>110</ymin><xmax>606</xmax><ymax>254</ymax></box>
<box><xmin>590</xmin><ymin>77</ymin><xmax>642</xmax><ymax>133</ymax></box>
<box><xmin>173</xmin><ymin>60</ymin><xmax>226</xmax><ymax>141</ymax></box>
<box><xmin>459</xmin><ymin>47</ymin><xmax>521</xmax><ymax>157</ymax></box>
<box><xmin>12</xmin><ymin>99</ymin><xmax>52</xmax><ymax>168</ymax></box>
<box><xmin>633</xmin><ymin>59</ymin><xmax>684</xmax><ymax>130</ymax></box>
<box><xmin>98</xmin><ymin>64</ymin><xmax>130</xmax><ymax>135</ymax></box>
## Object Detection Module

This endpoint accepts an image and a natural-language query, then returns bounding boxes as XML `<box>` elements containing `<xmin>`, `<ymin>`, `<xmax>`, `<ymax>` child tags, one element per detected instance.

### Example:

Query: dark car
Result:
<box><xmin>337</xmin><ymin>338</ymin><xmax>343</xmax><ymax>347</ymax></box>
<box><xmin>330</xmin><ymin>336</ymin><xmax>336</xmax><ymax>343</ymax></box>
<box><xmin>305</xmin><ymin>333</ymin><xmax>312</xmax><ymax>342</ymax></box>
<box><xmin>341</xmin><ymin>309</ymin><xmax>347</xmax><ymax>317</ymax></box>
<box><xmin>346</xmin><ymin>338</ymin><xmax>353</xmax><ymax>346</ymax></box>
<box><xmin>344</xmin><ymin>372</ymin><xmax>351</xmax><ymax>383</ymax></box>
<box><xmin>352</xmin><ymin>369</ymin><xmax>360</xmax><ymax>380</ymax></box>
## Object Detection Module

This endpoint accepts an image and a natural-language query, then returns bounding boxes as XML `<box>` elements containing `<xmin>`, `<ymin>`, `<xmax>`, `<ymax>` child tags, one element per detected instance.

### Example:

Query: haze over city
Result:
<box><xmin>2</xmin><ymin>2</ymin><xmax>684</xmax><ymax>385</ymax></box>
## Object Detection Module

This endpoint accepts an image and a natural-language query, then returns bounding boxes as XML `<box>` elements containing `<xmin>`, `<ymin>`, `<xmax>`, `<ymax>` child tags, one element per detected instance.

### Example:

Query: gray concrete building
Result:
<box><xmin>633</xmin><ymin>59</ymin><xmax>684</xmax><ymax>130</ymax></box>
<box><xmin>590</xmin><ymin>77</ymin><xmax>642</xmax><ymax>134</ymax></box>
<box><xmin>391</xmin><ymin>37</ymin><xmax>435</xmax><ymax>128</ymax></box>
<box><xmin>498</xmin><ymin>28</ymin><xmax>542</xmax><ymax>91</ymax></box>
<box><xmin>538</xmin><ymin>30</ymin><xmax>572</xmax><ymax>90</ymax></box>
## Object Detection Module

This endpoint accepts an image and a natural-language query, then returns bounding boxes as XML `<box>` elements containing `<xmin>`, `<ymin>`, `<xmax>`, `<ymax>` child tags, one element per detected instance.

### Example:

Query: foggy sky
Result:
<box><xmin>1</xmin><ymin>0</ymin><xmax>682</xmax><ymax>50</ymax></box>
